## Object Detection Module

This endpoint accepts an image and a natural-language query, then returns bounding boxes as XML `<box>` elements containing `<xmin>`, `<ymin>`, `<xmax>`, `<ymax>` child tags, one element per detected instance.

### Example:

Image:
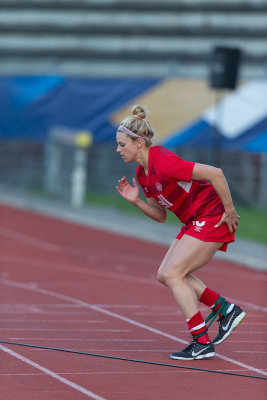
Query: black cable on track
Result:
<box><xmin>1</xmin><ymin>340</ymin><xmax>266</xmax><ymax>381</ymax></box>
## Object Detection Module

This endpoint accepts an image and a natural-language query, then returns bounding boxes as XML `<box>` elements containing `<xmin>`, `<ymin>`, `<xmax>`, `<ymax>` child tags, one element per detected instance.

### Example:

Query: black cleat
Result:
<box><xmin>170</xmin><ymin>340</ymin><xmax>215</xmax><ymax>360</ymax></box>
<box><xmin>213</xmin><ymin>305</ymin><xmax>246</xmax><ymax>345</ymax></box>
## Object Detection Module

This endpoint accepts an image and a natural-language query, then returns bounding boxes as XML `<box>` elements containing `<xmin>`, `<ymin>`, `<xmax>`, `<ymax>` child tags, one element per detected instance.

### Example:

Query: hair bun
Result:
<box><xmin>132</xmin><ymin>104</ymin><xmax>148</xmax><ymax>120</ymax></box>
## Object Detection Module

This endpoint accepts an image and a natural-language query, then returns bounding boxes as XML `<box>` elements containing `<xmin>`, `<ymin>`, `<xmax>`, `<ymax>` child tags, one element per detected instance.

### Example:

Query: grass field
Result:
<box><xmin>85</xmin><ymin>192</ymin><xmax>267</xmax><ymax>244</ymax></box>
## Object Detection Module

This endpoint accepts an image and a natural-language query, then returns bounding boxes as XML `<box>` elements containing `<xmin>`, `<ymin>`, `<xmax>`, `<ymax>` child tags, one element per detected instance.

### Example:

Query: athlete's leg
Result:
<box><xmin>186</xmin><ymin>275</ymin><xmax>207</xmax><ymax>300</ymax></box>
<box><xmin>161</xmin><ymin>236</ymin><xmax>223</xmax><ymax>359</ymax></box>
<box><xmin>159</xmin><ymin>235</ymin><xmax>246</xmax><ymax>358</ymax></box>
<box><xmin>158</xmin><ymin>240</ymin><xmax>207</xmax><ymax>298</ymax></box>
<box><xmin>157</xmin><ymin>234</ymin><xmax>223</xmax><ymax>319</ymax></box>
<box><xmin>157</xmin><ymin>239</ymin><xmax>178</xmax><ymax>287</ymax></box>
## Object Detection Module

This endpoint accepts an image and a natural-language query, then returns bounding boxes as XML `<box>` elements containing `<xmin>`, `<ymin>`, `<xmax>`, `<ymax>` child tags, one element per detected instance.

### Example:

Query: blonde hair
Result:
<box><xmin>119</xmin><ymin>104</ymin><xmax>154</xmax><ymax>146</ymax></box>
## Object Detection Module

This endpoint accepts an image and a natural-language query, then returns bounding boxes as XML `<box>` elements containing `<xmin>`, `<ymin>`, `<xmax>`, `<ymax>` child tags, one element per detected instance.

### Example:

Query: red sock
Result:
<box><xmin>200</xmin><ymin>287</ymin><xmax>231</xmax><ymax>313</ymax></box>
<box><xmin>187</xmin><ymin>311</ymin><xmax>210</xmax><ymax>344</ymax></box>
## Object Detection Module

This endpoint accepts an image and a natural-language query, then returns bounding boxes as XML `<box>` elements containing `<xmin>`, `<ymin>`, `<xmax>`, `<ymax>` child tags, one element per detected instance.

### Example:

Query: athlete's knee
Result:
<box><xmin>157</xmin><ymin>263</ymin><xmax>186</xmax><ymax>288</ymax></box>
<box><xmin>157</xmin><ymin>270</ymin><xmax>167</xmax><ymax>286</ymax></box>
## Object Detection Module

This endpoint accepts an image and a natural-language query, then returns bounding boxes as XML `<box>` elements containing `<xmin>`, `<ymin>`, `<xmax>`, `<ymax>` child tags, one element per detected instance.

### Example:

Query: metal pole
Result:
<box><xmin>70</xmin><ymin>148</ymin><xmax>87</xmax><ymax>208</ymax></box>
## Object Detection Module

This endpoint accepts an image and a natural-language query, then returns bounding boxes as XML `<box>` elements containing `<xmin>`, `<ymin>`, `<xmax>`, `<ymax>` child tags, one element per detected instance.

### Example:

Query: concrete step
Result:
<box><xmin>1</xmin><ymin>0</ymin><xmax>267</xmax><ymax>12</ymax></box>
<box><xmin>0</xmin><ymin>35</ymin><xmax>266</xmax><ymax>61</ymax></box>
<box><xmin>0</xmin><ymin>58</ymin><xmax>264</xmax><ymax>79</ymax></box>
<box><xmin>0</xmin><ymin>11</ymin><xmax>266</xmax><ymax>35</ymax></box>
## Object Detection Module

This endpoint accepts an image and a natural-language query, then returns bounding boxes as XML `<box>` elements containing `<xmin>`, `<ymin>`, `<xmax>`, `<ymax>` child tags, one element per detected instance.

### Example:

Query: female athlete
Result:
<box><xmin>116</xmin><ymin>104</ymin><xmax>245</xmax><ymax>360</ymax></box>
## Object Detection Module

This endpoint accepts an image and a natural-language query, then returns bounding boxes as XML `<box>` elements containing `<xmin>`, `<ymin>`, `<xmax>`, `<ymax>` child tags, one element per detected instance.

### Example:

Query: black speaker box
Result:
<box><xmin>209</xmin><ymin>46</ymin><xmax>241</xmax><ymax>90</ymax></box>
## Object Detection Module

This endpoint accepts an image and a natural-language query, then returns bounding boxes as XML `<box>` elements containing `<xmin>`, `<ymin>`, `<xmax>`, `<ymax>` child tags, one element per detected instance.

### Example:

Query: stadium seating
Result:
<box><xmin>0</xmin><ymin>0</ymin><xmax>266</xmax><ymax>78</ymax></box>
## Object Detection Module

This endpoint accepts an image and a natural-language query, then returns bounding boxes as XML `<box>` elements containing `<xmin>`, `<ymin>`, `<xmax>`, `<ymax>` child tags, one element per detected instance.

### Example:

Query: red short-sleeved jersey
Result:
<box><xmin>136</xmin><ymin>146</ymin><xmax>225</xmax><ymax>224</ymax></box>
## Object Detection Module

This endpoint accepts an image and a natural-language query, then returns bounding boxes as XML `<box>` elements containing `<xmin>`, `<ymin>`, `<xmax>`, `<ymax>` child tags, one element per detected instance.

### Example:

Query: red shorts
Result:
<box><xmin>176</xmin><ymin>214</ymin><xmax>235</xmax><ymax>252</ymax></box>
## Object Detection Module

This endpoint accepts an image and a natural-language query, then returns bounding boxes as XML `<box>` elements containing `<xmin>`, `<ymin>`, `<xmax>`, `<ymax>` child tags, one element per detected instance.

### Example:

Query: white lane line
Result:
<box><xmin>0</xmin><ymin>228</ymin><xmax>157</xmax><ymax>265</ymax></box>
<box><xmin>234</xmin><ymin>351</ymin><xmax>267</xmax><ymax>353</ymax></box>
<box><xmin>0</xmin><ymin>254</ymin><xmax>157</xmax><ymax>286</ymax></box>
<box><xmin>204</xmin><ymin>265</ymin><xmax>267</xmax><ymax>281</ymax></box>
<box><xmin>0</xmin><ymin>370</ymin><xmax>194</xmax><ymax>377</ymax></box>
<box><xmin>9</xmin><ymin>338</ymin><xmax>153</xmax><ymax>342</ymax></box>
<box><xmin>89</xmin><ymin>307</ymin><xmax>267</xmax><ymax>378</ymax></box>
<box><xmin>1</xmin><ymin>225</ymin><xmax>267</xmax><ymax>279</ymax></box>
<box><xmin>1</xmin><ymin>253</ymin><xmax>266</xmax><ymax>311</ymax></box>
<box><xmin>0</xmin><ymin>228</ymin><xmax>61</xmax><ymax>251</ymax></box>
<box><xmin>2</xmin><ymin>303</ymin><xmax>169</xmax><ymax>309</ymax></box>
<box><xmin>26</xmin><ymin>349</ymin><xmax>182</xmax><ymax>353</ymax></box>
<box><xmin>217</xmin><ymin>353</ymin><xmax>267</xmax><ymax>372</ymax></box>
<box><xmin>0</xmin><ymin>320</ymin><xmax>108</xmax><ymax>323</ymax></box>
<box><xmin>179</xmin><ymin>330</ymin><xmax>265</xmax><ymax>334</ymax></box>
<box><xmin>0</xmin><ymin>311</ymin><xmax>99</xmax><ymax>315</ymax></box>
<box><xmin>0</xmin><ymin>344</ymin><xmax>108</xmax><ymax>400</ymax></box>
<box><xmin>229</xmin><ymin>298</ymin><xmax>267</xmax><ymax>313</ymax></box>
<box><xmin>228</xmin><ymin>322</ymin><xmax>267</xmax><ymax>325</ymax></box>
<box><xmin>93</xmin><ymin>305</ymin><xmax>178</xmax><ymax>310</ymax></box>
<box><xmin>156</xmin><ymin>321</ymin><xmax>185</xmax><ymax>324</ymax></box>
<box><xmin>227</xmin><ymin>340</ymin><xmax>266</xmax><ymax>343</ymax></box>
<box><xmin>1</xmin><ymin>278</ymin><xmax>267</xmax><ymax>377</ymax></box>
<box><xmin>0</xmin><ymin>329</ymin><xmax>130</xmax><ymax>332</ymax></box>
<box><xmin>2</xmin><ymin>367</ymin><xmax>266</xmax><ymax>377</ymax></box>
<box><xmin>134</xmin><ymin>312</ymin><xmax>182</xmax><ymax>316</ymax></box>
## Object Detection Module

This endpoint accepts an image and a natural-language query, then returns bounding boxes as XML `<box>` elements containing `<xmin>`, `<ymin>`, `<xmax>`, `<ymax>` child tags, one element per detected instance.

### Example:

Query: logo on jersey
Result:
<box><xmin>193</xmin><ymin>220</ymin><xmax>206</xmax><ymax>232</ymax></box>
<box><xmin>177</xmin><ymin>180</ymin><xmax>192</xmax><ymax>193</ymax></box>
<box><xmin>157</xmin><ymin>194</ymin><xmax>173</xmax><ymax>208</ymax></box>
<box><xmin>155</xmin><ymin>182</ymin><xmax>162</xmax><ymax>192</ymax></box>
<box><xmin>144</xmin><ymin>187</ymin><xmax>148</xmax><ymax>192</ymax></box>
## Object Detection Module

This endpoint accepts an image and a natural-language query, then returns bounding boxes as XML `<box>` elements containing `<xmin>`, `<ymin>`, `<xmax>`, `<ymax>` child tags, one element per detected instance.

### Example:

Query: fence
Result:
<box><xmin>0</xmin><ymin>140</ymin><xmax>266</xmax><ymax>209</ymax></box>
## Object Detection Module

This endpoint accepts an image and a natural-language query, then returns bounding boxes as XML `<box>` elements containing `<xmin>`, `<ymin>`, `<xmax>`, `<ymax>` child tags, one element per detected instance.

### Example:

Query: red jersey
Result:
<box><xmin>136</xmin><ymin>146</ymin><xmax>225</xmax><ymax>224</ymax></box>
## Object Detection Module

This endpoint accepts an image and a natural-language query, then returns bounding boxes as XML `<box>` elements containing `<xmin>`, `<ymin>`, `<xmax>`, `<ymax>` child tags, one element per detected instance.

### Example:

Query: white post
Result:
<box><xmin>70</xmin><ymin>148</ymin><xmax>87</xmax><ymax>208</ymax></box>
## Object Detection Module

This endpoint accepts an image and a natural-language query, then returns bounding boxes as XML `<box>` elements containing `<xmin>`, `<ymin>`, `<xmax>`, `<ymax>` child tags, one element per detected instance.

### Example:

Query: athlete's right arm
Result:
<box><xmin>135</xmin><ymin>197</ymin><xmax>167</xmax><ymax>223</ymax></box>
<box><xmin>116</xmin><ymin>177</ymin><xmax>166</xmax><ymax>223</ymax></box>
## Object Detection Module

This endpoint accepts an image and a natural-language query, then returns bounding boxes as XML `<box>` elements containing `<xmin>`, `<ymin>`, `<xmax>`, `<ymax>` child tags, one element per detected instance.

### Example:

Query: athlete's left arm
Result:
<box><xmin>191</xmin><ymin>163</ymin><xmax>240</xmax><ymax>233</ymax></box>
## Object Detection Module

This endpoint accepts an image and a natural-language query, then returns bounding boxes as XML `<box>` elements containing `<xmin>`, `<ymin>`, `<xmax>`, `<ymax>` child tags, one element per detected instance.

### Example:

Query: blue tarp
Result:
<box><xmin>0</xmin><ymin>76</ymin><xmax>160</xmax><ymax>143</ymax></box>
<box><xmin>1</xmin><ymin>76</ymin><xmax>266</xmax><ymax>152</ymax></box>
<box><xmin>161</xmin><ymin>116</ymin><xmax>267</xmax><ymax>153</ymax></box>
<box><xmin>161</xmin><ymin>80</ymin><xmax>267</xmax><ymax>153</ymax></box>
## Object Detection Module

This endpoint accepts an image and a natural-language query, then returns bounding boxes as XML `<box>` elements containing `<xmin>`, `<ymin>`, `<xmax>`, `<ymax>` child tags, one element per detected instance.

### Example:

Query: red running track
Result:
<box><xmin>0</xmin><ymin>204</ymin><xmax>266</xmax><ymax>400</ymax></box>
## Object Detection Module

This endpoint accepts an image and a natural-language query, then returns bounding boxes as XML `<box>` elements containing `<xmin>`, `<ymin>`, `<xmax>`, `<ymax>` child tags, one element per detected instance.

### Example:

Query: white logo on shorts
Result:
<box><xmin>193</xmin><ymin>220</ymin><xmax>206</xmax><ymax>232</ymax></box>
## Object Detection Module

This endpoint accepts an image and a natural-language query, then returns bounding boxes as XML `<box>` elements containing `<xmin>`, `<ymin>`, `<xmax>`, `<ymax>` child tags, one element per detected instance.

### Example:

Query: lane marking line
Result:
<box><xmin>0</xmin><ymin>228</ymin><xmax>157</xmax><ymax>265</ymax></box>
<box><xmin>9</xmin><ymin>338</ymin><xmax>153</xmax><ymax>342</ymax></box>
<box><xmin>179</xmin><ymin>330</ymin><xmax>265</xmax><ymax>334</ymax></box>
<box><xmin>0</xmin><ymin>254</ymin><xmax>158</xmax><ymax>286</ymax></box>
<box><xmin>1</xmin><ymin>368</ymin><xmax>263</xmax><ymax>377</ymax></box>
<box><xmin>0</xmin><ymin>344</ymin><xmax>108</xmax><ymax>400</ymax></box>
<box><xmin>234</xmin><ymin>351</ymin><xmax>267</xmax><ymax>353</ymax></box>
<box><xmin>229</xmin><ymin>298</ymin><xmax>267</xmax><ymax>313</ymax></box>
<box><xmin>1</xmin><ymin>278</ymin><xmax>267</xmax><ymax>377</ymax></box>
<box><xmin>0</xmin><ymin>319</ymin><xmax>108</xmax><ymax>323</ymax></box>
<box><xmin>1</xmin><ymin>254</ymin><xmax>266</xmax><ymax>311</ymax></box>
<box><xmin>1</xmin><ymin>226</ymin><xmax>266</xmax><ymax>279</ymax></box>
<box><xmin>227</xmin><ymin>340</ymin><xmax>266</xmax><ymax>343</ymax></box>
<box><xmin>0</xmin><ymin>328</ymin><xmax>130</xmax><ymax>332</ymax></box>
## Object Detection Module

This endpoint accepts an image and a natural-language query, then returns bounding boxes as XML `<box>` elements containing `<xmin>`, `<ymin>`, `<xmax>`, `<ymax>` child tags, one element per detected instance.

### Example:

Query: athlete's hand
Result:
<box><xmin>215</xmin><ymin>208</ymin><xmax>240</xmax><ymax>233</ymax></box>
<box><xmin>116</xmin><ymin>177</ymin><xmax>140</xmax><ymax>204</ymax></box>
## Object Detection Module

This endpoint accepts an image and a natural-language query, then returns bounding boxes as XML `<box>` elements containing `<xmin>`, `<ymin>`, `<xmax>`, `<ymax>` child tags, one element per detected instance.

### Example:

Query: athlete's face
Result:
<box><xmin>116</xmin><ymin>131</ymin><xmax>139</xmax><ymax>162</ymax></box>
